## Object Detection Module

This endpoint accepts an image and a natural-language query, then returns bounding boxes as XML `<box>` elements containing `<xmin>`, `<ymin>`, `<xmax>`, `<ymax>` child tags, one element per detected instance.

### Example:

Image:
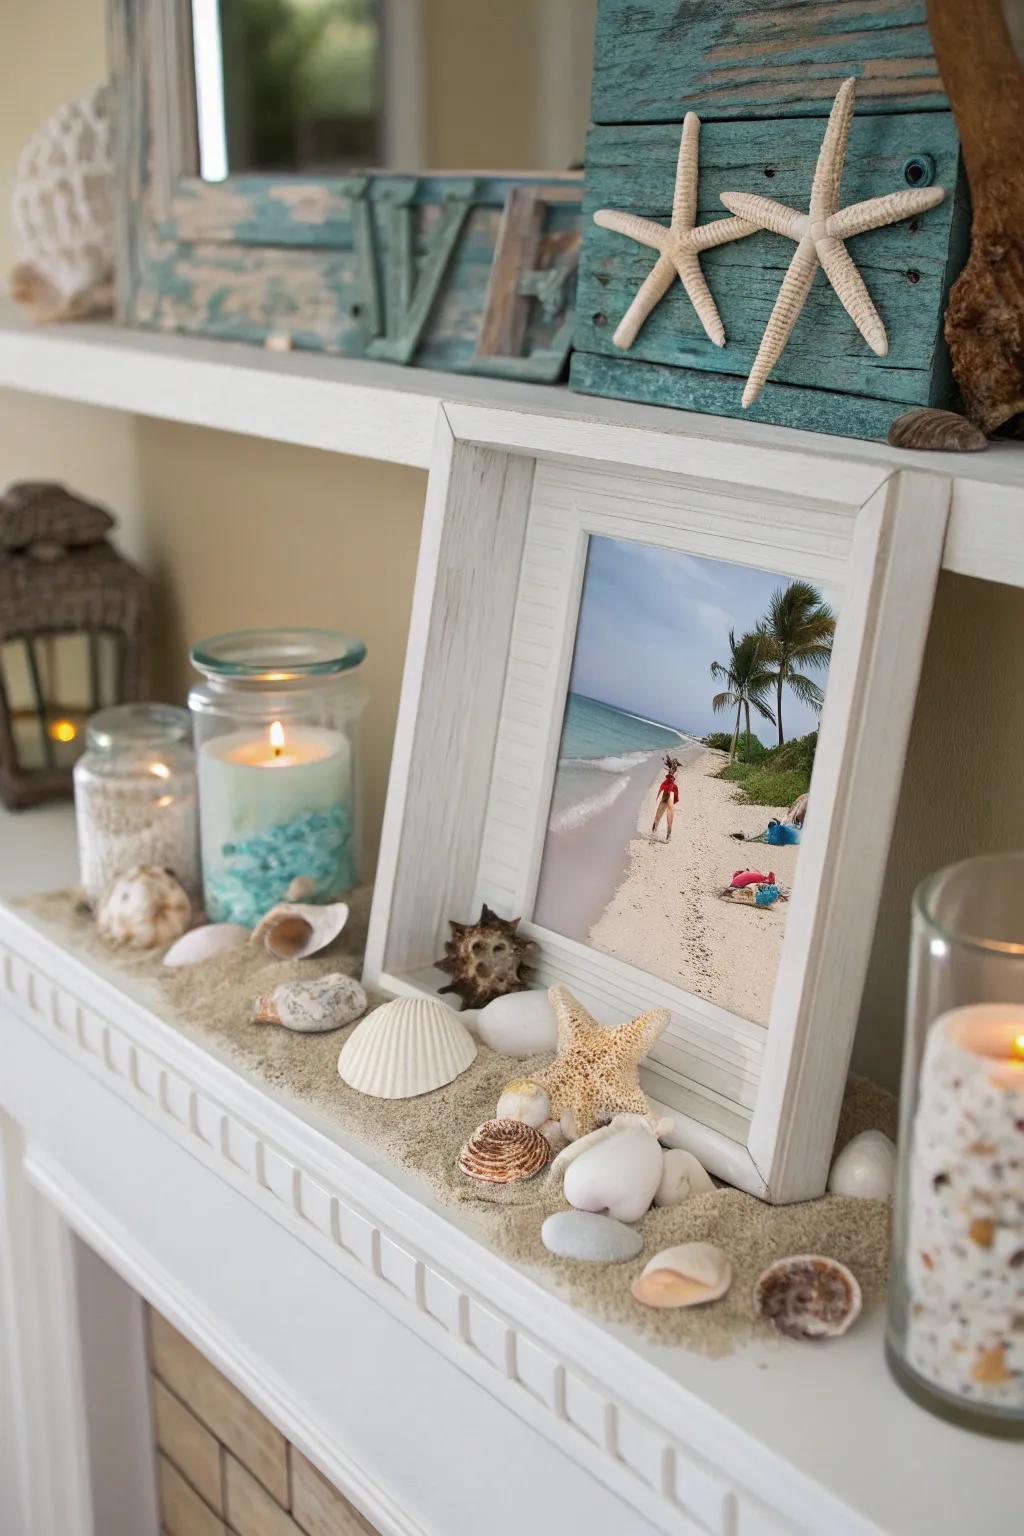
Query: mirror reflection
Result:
<box><xmin>191</xmin><ymin>0</ymin><xmax>598</xmax><ymax>179</ymax></box>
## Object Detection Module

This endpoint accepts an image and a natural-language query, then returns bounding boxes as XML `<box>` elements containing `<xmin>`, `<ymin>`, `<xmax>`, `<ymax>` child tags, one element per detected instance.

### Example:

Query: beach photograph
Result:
<box><xmin>531</xmin><ymin>536</ymin><xmax>837</xmax><ymax>1026</ymax></box>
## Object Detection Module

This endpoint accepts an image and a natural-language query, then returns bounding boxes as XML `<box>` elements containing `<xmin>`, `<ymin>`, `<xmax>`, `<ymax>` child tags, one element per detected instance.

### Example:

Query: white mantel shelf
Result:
<box><xmin>0</xmin><ymin>808</ymin><xmax>1018</xmax><ymax>1536</ymax></box>
<box><xmin>0</xmin><ymin>306</ymin><xmax>1023</xmax><ymax>591</ymax></box>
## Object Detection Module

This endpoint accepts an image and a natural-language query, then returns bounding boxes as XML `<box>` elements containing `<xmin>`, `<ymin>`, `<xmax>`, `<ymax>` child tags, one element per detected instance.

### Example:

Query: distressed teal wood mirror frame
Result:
<box><xmin>109</xmin><ymin>0</ymin><xmax>584</xmax><ymax>380</ymax></box>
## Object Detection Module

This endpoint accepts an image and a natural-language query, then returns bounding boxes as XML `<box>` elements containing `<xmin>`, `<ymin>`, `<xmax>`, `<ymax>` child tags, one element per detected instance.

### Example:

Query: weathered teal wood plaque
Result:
<box><xmin>573</xmin><ymin>0</ymin><xmax>968</xmax><ymax>440</ymax></box>
<box><xmin>591</xmin><ymin>0</ymin><xmax>948</xmax><ymax>123</ymax></box>
<box><xmin>111</xmin><ymin>0</ymin><xmax>582</xmax><ymax>382</ymax></box>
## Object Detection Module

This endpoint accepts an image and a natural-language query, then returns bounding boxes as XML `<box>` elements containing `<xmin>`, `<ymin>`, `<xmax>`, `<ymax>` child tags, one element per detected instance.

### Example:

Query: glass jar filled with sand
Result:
<box><xmin>73</xmin><ymin>703</ymin><xmax>199</xmax><ymax>903</ymax></box>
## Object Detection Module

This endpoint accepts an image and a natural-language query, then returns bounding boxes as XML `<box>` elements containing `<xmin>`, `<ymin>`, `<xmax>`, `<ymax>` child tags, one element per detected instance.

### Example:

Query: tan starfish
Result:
<box><xmin>593</xmin><ymin>111</ymin><xmax>757</xmax><ymax>350</ymax></box>
<box><xmin>529</xmin><ymin>985</ymin><xmax>669</xmax><ymax>1141</ymax></box>
<box><xmin>719</xmin><ymin>76</ymin><xmax>946</xmax><ymax>408</ymax></box>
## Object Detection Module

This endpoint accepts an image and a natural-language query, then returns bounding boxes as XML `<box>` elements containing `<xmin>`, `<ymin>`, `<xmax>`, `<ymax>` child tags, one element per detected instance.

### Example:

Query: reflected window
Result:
<box><xmin>193</xmin><ymin>0</ymin><xmax>382</xmax><ymax>178</ymax></box>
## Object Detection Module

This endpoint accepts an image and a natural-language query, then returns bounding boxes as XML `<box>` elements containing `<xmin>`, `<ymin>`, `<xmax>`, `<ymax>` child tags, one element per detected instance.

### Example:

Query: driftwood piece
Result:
<box><xmin>927</xmin><ymin>0</ymin><xmax>1024</xmax><ymax>434</ymax></box>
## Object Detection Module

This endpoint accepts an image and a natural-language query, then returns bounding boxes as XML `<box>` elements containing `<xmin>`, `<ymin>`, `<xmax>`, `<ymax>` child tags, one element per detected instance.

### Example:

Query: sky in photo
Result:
<box><xmin>568</xmin><ymin>535</ymin><xmax>838</xmax><ymax>740</ymax></box>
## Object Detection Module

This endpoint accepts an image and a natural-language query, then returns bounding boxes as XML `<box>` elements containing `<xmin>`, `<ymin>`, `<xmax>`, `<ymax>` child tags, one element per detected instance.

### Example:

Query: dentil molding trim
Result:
<box><xmin>0</xmin><ymin>905</ymin><xmax>869</xmax><ymax>1536</ymax></box>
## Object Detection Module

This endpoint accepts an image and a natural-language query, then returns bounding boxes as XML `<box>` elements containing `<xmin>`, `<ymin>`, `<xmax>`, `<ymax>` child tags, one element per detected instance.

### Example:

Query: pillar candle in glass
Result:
<box><xmin>189</xmin><ymin>629</ymin><xmax>367</xmax><ymax>926</ymax></box>
<box><xmin>887</xmin><ymin>852</ymin><xmax>1024</xmax><ymax>1438</ymax></box>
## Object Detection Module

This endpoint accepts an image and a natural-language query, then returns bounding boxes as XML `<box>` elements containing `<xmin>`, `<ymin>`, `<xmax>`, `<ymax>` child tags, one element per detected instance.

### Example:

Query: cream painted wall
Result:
<box><xmin>134</xmin><ymin>421</ymin><xmax>424</xmax><ymax>871</ymax></box>
<box><xmin>2</xmin><ymin>0</ymin><xmax>1023</xmax><ymax>1092</ymax></box>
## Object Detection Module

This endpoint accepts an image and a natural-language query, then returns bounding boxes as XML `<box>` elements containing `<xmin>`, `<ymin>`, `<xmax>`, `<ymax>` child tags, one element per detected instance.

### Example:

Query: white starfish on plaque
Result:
<box><xmin>720</xmin><ymin>76</ymin><xmax>946</xmax><ymax>408</ymax></box>
<box><xmin>593</xmin><ymin>111</ymin><xmax>757</xmax><ymax>349</ymax></box>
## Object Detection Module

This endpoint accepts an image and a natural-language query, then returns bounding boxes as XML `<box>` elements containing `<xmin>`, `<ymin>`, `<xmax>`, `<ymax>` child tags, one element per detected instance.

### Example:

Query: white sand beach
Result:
<box><xmin>587</xmin><ymin>749</ymin><xmax>799</xmax><ymax>1025</ymax></box>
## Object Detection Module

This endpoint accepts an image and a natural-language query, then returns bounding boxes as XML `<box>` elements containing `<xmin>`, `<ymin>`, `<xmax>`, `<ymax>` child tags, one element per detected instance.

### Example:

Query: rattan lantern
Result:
<box><xmin>0</xmin><ymin>482</ymin><xmax>149</xmax><ymax>809</ymax></box>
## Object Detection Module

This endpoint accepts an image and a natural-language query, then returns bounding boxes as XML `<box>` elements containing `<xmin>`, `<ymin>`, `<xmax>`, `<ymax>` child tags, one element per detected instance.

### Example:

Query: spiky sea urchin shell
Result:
<box><xmin>457</xmin><ymin>1119</ymin><xmax>550</xmax><ymax>1184</ymax></box>
<box><xmin>435</xmin><ymin>904</ymin><xmax>535</xmax><ymax>1009</ymax></box>
<box><xmin>753</xmin><ymin>1254</ymin><xmax>862</xmax><ymax>1340</ymax></box>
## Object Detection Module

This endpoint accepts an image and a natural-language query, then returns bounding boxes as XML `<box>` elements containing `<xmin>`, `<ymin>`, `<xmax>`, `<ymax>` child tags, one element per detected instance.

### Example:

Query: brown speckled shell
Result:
<box><xmin>753</xmin><ymin>1254</ymin><xmax>862</xmax><ymax>1340</ymax></box>
<box><xmin>887</xmin><ymin>408</ymin><xmax>988</xmax><ymax>453</ymax></box>
<box><xmin>457</xmin><ymin>1118</ymin><xmax>550</xmax><ymax>1184</ymax></box>
<box><xmin>435</xmin><ymin>903</ymin><xmax>535</xmax><ymax>1009</ymax></box>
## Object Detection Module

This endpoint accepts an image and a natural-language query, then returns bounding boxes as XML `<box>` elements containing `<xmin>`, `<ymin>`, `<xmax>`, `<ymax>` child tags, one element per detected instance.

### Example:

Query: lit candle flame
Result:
<box><xmin>49</xmin><ymin>719</ymin><xmax>77</xmax><ymax>744</ymax></box>
<box><xmin>149</xmin><ymin>761</ymin><xmax>170</xmax><ymax>780</ymax></box>
<box><xmin>1013</xmin><ymin>1033</ymin><xmax>1024</xmax><ymax>1063</ymax></box>
<box><xmin>269</xmin><ymin>720</ymin><xmax>285</xmax><ymax>758</ymax></box>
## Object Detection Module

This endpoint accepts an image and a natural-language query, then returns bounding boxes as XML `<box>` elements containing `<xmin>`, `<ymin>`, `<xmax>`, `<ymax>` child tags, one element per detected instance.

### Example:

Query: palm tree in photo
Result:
<box><xmin>758</xmin><ymin>581</ymin><xmax>836</xmax><ymax>746</ymax></box>
<box><xmin>710</xmin><ymin>629</ymin><xmax>776</xmax><ymax>761</ymax></box>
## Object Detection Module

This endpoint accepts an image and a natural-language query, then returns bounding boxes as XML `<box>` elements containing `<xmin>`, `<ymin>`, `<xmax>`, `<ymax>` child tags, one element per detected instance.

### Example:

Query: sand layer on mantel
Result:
<box><xmin>18</xmin><ymin>888</ymin><xmax>895</xmax><ymax>1357</ymax></box>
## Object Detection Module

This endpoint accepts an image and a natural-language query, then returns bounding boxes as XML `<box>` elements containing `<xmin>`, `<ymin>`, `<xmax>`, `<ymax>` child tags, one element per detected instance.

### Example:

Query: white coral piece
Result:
<box><xmin>10</xmin><ymin>86</ymin><xmax>115</xmax><ymax>322</ymax></box>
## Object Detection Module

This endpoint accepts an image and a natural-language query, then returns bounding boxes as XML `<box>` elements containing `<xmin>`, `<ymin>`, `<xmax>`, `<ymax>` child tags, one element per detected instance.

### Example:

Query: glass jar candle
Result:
<box><xmin>73</xmin><ymin>704</ymin><xmax>199</xmax><ymax>903</ymax></box>
<box><xmin>887</xmin><ymin>852</ymin><xmax>1024</xmax><ymax>1438</ymax></box>
<box><xmin>189</xmin><ymin>628</ymin><xmax>367</xmax><ymax>926</ymax></box>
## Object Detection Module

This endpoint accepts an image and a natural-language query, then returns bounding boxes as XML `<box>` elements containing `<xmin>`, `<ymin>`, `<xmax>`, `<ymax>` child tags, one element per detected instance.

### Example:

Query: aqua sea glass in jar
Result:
<box><xmin>73</xmin><ymin>704</ymin><xmax>199</xmax><ymax>903</ymax></box>
<box><xmin>188</xmin><ymin>628</ymin><xmax>367</xmax><ymax>926</ymax></box>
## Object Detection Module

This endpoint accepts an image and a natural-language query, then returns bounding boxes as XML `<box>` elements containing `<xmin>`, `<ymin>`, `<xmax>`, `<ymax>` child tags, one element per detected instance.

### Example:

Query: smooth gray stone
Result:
<box><xmin>540</xmin><ymin>1210</ymin><xmax>643</xmax><ymax>1264</ymax></box>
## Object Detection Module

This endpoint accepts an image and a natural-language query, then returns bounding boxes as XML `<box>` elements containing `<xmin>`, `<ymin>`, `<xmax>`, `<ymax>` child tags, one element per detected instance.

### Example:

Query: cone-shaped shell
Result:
<box><xmin>458</xmin><ymin>1118</ymin><xmax>550</xmax><ymax>1184</ymax></box>
<box><xmin>338</xmin><ymin>995</ymin><xmax>476</xmax><ymax>1099</ymax></box>
<box><xmin>252</xmin><ymin>901</ymin><xmax>349</xmax><ymax>960</ymax></box>
<box><xmin>252</xmin><ymin>973</ymin><xmax>366</xmax><ymax>1033</ymax></box>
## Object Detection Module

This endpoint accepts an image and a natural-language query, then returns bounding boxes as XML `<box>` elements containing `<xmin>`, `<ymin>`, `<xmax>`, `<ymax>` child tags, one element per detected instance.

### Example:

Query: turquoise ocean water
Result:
<box><xmin>560</xmin><ymin>693</ymin><xmax>685</xmax><ymax>762</ymax></box>
<box><xmin>548</xmin><ymin>694</ymin><xmax>688</xmax><ymax>834</ymax></box>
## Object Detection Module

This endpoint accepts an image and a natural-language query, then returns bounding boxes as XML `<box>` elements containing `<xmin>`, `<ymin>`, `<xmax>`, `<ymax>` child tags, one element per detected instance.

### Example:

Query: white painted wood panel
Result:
<box><xmin>0</xmin><ymin>307</ymin><xmax>1021</xmax><ymax>591</ymax></box>
<box><xmin>0</xmin><ymin>902</ymin><xmax>1019</xmax><ymax>1536</ymax></box>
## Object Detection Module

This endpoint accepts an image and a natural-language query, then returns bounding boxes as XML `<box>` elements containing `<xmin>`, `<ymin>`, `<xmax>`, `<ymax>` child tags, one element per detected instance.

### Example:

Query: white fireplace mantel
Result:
<box><xmin>0</xmin><ymin>808</ymin><xmax>1018</xmax><ymax>1536</ymax></box>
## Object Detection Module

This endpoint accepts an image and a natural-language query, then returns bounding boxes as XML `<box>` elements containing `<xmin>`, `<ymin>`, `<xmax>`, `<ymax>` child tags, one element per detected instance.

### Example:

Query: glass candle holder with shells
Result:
<box><xmin>887</xmin><ymin>853</ymin><xmax>1024</xmax><ymax>1439</ymax></box>
<box><xmin>189</xmin><ymin>629</ymin><xmax>367</xmax><ymax>927</ymax></box>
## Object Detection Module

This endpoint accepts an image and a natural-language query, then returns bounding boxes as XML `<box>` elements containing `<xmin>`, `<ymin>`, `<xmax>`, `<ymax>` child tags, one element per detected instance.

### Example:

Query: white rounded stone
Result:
<box><xmin>163</xmin><ymin>923</ymin><xmax>249</xmax><ymax>967</ymax></box>
<box><xmin>828</xmin><ymin>1130</ymin><xmax>896</xmax><ymax>1200</ymax></box>
<box><xmin>541</xmin><ymin>1210</ymin><xmax>644</xmax><ymax>1263</ymax></box>
<box><xmin>462</xmin><ymin>988</ymin><xmax>559</xmax><ymax>1055</ymax></box>
<box><xmin>653</xmin><ymin>1148</ymin><xmax>715</xmax><ymax>1207</ymax></box>
<box><xmin>561</xmin><ymin>1124</ymin><xmax>664</xmax><ymax>1223</ymax></box>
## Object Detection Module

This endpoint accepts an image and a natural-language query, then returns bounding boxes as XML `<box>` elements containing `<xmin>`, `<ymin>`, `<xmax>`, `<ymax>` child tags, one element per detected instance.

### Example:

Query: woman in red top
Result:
<box><xmin>652</xmin><ymin>754</ymin><xmax>681</xmax><ymax>841</ymax></box>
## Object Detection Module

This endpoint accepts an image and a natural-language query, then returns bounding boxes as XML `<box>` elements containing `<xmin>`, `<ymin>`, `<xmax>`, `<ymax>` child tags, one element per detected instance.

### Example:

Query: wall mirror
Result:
<box><xmin>188</xmin><ymin>0</ymin><xmax>597</xmax><ymax>177</ymax></box>
<box><xmin>112</xmin><ymin>0</ymin><xmax>593</xmax><ymax>377</ymax></box>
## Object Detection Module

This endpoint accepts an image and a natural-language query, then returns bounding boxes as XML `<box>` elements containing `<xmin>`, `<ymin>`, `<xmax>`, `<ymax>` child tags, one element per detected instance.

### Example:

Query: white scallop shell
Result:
<box><xmin>97</xmin><ymin>865</ymin><xmax>191</xmax><ymax>950</ymax></box>
<box><xmin>338</xmin><ymin>995</ymin><xmax>477</xmax><ymax>1099</ymax></box>
<box><xmin>553</xmin><ymin>1117</ymin><xmax>664</xmax><ymax>1223</ymax></box>
<box><xmin>163</xmin><ymin>923</ymin><xmax>250</xmax><ymax>967</ymax></box>
<box><xmin>827</xmin><ymin>1130</ymin><xmax>896</xmax><ymax>1200</ymax></box>
<box><xmin>253</xmin><ymin>973</ymin><xmax>366</xmax><ymax>1033</ymax></box>
<box><xmin>653</xmin><ymin>1148</ymin><xmax>715</xmax><ymax>1207</ymax></box>
<box><xmin>251</xmin><ymin>901</ymin><xmax>349</xmax><ymax>960</ymax></box>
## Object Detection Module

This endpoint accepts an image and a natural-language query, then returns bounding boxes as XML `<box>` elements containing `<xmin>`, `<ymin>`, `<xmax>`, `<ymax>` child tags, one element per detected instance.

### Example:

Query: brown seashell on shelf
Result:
<box><xmin>753</xmin><ymin>1254</ymin><xmax>862</xmax><ymax>1340</ymax></box>
<box><xmin>887</xmin><ymin>407</ymin><xmax>988</xmax><ymax>453</ymax></box>
<box><xmin>457</xmin><ymin>1118</ymin><xmax>551</xmax><ymax>1185</ymax></box>
<box><xmin>435</xmin><ymin>903</ymin><xmax>535</xmax><ymax>1009</ymax></box>
<box><xmin>251</xmin><ymin>900</ymin><xmax>349</xmax><ymax>960</ymax></box>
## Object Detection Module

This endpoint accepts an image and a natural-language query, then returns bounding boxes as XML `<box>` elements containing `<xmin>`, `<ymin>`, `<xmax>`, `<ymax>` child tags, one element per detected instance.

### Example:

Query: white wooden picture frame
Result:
<box><xmin>364</xmin><ymin>405</ymin><xmax>950</xmax><ymax>1203</ymax></box>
